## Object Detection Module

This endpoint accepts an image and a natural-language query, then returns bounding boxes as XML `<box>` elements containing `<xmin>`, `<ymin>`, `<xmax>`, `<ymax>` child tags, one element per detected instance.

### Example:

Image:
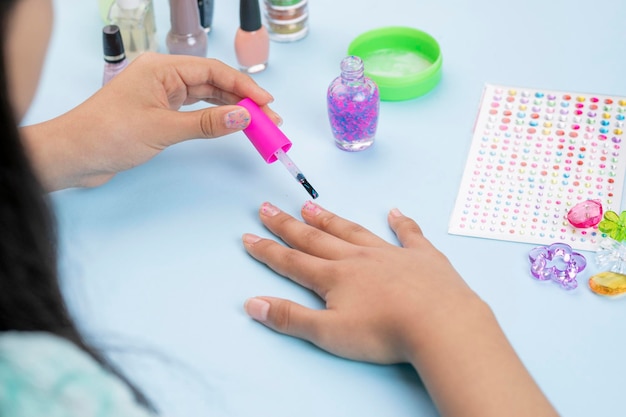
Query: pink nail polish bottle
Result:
<box><xmin>235</xmin><ymin>0</ymin><xmax>270</xmax><ymax>74</ymax></box>
<box><xmin>102</xmin><ymin>25</ymin><xmax>129</xmax><ymax>85</ymax></box>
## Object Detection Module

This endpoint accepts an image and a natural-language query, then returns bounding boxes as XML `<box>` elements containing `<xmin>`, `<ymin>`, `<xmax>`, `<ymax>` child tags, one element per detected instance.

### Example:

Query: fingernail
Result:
<box><xmin>224</xmin><ymin>108</ymin><xmax>250</xmax><ymax>129</ymax></box>
<box><xmin>245</xmin><ymin>298</ymin><xmax>270</xmax><ymax>321</ymax></box>
<box><xmin>243</xmin><ymin>233</ymin><xmax>261</xmax><ymax>244</ymax></box>
<box><xmin>260</xmin><ymin>202</ymin><xmax>280</xmax><ymax>216</ymax></box>
<box><xmin>302</xmin><ymin>200</ymin><xmax>322</xmax><ymax>216</ymax></box>
<box><xmin>390</xmin><ymin>208</ymin><xmax>403</xmax><ymax>218</ymax></box>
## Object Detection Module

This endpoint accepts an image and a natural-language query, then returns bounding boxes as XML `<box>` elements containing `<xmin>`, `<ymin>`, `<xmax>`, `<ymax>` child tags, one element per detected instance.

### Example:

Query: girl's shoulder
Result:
<box><xmin>0</xmin><ymin>331</ymin><xmax>154</xmax><ymax>417</ymax></box>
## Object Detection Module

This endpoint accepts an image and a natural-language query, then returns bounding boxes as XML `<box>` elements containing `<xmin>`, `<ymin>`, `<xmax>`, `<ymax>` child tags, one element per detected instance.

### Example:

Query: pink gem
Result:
<box><xmin>566</xmin><ymin>199</ymin><xmax>603</xmax><ymax>228</ymax></box>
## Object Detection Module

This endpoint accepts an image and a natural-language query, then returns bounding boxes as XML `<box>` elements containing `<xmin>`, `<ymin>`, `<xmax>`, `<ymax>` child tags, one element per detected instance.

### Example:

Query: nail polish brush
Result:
<box><xmin>237</xmin><ymin>98</ymin><xmax>319</xmax><ymax>199</ymax></box>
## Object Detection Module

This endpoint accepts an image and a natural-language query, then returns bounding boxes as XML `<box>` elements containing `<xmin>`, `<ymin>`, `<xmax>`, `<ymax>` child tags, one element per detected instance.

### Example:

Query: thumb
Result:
<box><xmin>161</xmin><ymin>104</ymin><xmax>283</xmax><ymax>144</ymax></box>
<box><xmin>244</xmin><ymin>297</ymin><xmax>323</xmax><ymax>342</ymax></box>
<box><xmin>201</xmin><ymin>105</ymin><xmax>252</xmax><ymax>138</ymax></box>
<box><xmin>163</xmin><ymin>105</ymin><xmax>252</xmax><ymax>143</ymax></box>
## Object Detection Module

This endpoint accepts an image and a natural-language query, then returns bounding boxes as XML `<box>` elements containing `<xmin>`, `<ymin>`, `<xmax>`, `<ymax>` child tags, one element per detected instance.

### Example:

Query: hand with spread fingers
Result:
<box><xmin>242</xmin><ymin>201</ymin><xmax>559</xmax><ymax>417</ymax></box>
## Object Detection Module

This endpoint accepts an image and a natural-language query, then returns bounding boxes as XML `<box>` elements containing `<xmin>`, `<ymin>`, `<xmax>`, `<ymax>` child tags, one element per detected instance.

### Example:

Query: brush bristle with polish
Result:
<box><xmin>297</xmin><ymin>174</ymin><xmax>319</xmax><ymax>199</ymax></box>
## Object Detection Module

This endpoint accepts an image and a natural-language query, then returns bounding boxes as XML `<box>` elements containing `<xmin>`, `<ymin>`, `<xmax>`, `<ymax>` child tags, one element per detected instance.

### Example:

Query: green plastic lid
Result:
<box><xmin>347</xmin><ymin>26</ymin><xmax>442</xmax><ymax>101</ymax></box>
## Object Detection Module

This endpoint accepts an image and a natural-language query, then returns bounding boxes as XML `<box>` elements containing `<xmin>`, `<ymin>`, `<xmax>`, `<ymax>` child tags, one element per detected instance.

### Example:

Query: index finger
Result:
<box><xmin>257</xmin><ymin>202</ymin><xmax>363</xmax><ymax>260</ymax></box>
<box><xmin>151</xmin><ymin>54</ymin><xmax>274</xmax><ymax>106</ymax></box>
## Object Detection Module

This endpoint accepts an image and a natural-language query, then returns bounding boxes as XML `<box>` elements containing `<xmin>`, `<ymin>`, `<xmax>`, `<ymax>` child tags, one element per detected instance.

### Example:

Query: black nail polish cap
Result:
<box><xmin>240</xmin><ymin>0</ymin><xmax>262</xmax><ymax>32</ymax></box>
<box><xmin>102</xmin><ymin>25</ymin><xmax>126</xmax><ymax>63</ymax></box>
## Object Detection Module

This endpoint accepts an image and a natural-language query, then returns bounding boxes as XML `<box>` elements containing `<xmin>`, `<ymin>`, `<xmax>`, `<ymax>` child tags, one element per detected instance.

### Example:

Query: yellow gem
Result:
<box><xmin>589</xmin><ymin>271</ymin><xmax>626</xmax><ymax>296</ymax></box>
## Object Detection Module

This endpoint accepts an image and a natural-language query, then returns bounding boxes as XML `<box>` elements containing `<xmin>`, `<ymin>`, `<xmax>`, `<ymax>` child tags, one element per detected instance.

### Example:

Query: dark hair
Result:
<box><xmin>0</xmin><ymin>0</ymin><xmax>152</xmax><ymax>410</ymax></box>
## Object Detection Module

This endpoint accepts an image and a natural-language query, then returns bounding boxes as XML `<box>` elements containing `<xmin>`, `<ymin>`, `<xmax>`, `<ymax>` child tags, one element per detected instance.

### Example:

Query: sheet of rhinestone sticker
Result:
<box><xmin>448</xmin><ymin>84</ymin><xmax>626</xmax><ymax>251</ymax></box>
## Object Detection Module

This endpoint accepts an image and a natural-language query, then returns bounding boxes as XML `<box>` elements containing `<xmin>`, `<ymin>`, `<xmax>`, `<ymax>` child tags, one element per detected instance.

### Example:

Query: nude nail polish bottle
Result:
<box><xmin>167</xmin><ymin>0</ymin><xmax>208</xmax><ymax>57</ymax></box>
<box><xmin>235</xmin><ymin>0</ymin><xmax>270</xmax><ymax>74</ymax></box>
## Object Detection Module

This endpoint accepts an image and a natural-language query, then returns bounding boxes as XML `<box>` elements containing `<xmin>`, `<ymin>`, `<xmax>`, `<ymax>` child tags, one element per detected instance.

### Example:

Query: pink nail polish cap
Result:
<box><xmin>238</xmin><ymin>98</ymin><xmax>292</xmax><ymax>163</ymax></box>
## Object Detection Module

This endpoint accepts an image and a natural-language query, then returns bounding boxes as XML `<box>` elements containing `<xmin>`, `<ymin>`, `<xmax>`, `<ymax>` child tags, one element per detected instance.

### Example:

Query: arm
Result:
<box><xmin>20</xmin><ymin>53</ymin><xmax>279</xmax><ymax>191</ymax></box>
<box><xmin>242</xmin><ymin>201</ymin><xmax>558</xmax><ymax>417</ymax></box>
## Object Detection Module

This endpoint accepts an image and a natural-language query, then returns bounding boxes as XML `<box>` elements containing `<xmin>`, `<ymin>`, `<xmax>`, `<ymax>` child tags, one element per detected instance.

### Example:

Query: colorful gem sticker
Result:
<box><xmin>448</xmin><ymin>84</ymin><xmax>626</xmax><ymax>251</ymax></box>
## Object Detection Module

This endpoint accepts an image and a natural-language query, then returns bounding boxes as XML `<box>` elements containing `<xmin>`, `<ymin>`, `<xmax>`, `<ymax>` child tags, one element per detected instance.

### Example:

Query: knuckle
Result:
<box><xmin>346</xmin><ymin>222</ymin><xmax>368</xmax><ymax>236</ymax></box>
<box><xmin>319</xmin><ymin>260</ymin><xmax>353</xmax><ymax>282</ymax></box>
<box><xmin>199</xmin><ymin>110</ymin><xmax>217</xmax><ymax>137</ymax></box>
<box><xmin>271</xmin><ymin>302</ymin><xmax>292</xmax><ymax>332</ymax></box>
<box><xmin>318</xmin><ymin>212</ymin><xmax>338</xmax><ymax>230</ymax></box>
<box><xmin>300</xmin><ymin>227</ymin><xmax>326</xmax><ymax>245</ymax></box>
<box><xmin>279</xmin><ymin>249</ymin><xmax>301</xmax><ymax>269</ymax></box>
<box><xmin>319</xmin><ymin>213</ymin><xmax>368</xmax><ymax>236</ymax></box>
<box><xmin>400</xmin><ymin>217</ymin><xmax>423</xmax><ymax>235</ymax></box>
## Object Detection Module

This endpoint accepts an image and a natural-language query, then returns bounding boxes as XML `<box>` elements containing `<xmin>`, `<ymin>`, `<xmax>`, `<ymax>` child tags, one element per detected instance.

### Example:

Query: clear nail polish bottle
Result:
<box><xmin>327</xmin><ymin>56</ymin><xmax>380</xmax><ymax>151</ymax></box>
<box><xmin>102</xmin><ymin>25</ymin><xmax>129</xmax><ymax>85</ymax></box>
<box><xmin>235</xmin><ymin>0</ymin><xmax>270</xmax><ymax>73</ymax></box>
<box><xmin>98</xmin><ymin>0</ymin><xmax>116</xmax><ymax>22</ymax></box>
<box><xmin>107</xmin><ymin>0</ymin><xmax>158</xmax><ymax>61</ymax></box>
<box><xmin>167</xmin><ymin>0</ymin><xmax>208</xmax><ymax>57</ymax></box>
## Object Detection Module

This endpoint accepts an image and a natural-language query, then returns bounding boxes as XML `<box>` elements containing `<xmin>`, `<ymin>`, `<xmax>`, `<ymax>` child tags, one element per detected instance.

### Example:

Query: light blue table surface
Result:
<box><xmin>24</xmin><ymin>0</ymin><xmax>626</xmax><ymax>416</ymax></box>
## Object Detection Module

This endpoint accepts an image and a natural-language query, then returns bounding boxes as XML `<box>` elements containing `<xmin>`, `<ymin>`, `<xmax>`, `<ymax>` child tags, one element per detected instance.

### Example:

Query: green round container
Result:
<box><xmin>347</xmin><ymin>26</ymin><xmax>442</xmax><ymax>101</ymax></box>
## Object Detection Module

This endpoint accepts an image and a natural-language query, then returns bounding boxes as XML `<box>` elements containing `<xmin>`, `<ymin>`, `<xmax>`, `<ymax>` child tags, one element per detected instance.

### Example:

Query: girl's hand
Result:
<box><xmin>22</xmin><ymin>53</ymin><xmax>279</xmax><ymax>190</ymax></box>
<box><xmin>242</xmin><ymin>201</ymin><xmax>480</xmax><ymax>364</ymax></box>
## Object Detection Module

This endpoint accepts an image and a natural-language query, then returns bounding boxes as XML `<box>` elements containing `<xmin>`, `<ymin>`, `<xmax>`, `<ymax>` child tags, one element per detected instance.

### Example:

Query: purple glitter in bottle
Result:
<box><xmin>327</xmin><ymin>56</ymin><xmax>379</xmax><ymax>151</ymax></box>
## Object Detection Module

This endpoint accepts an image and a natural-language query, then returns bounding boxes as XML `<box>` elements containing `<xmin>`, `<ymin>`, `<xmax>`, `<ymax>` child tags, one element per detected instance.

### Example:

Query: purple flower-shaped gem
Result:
<box><xmin>528</xmin><ymin>243</ymin><xmax>586</xmax><ymax>290</ymax></box>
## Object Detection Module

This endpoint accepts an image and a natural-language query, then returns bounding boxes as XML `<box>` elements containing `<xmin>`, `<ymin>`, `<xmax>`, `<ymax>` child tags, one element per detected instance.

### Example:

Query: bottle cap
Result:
<box><xmin>102</xmin><ymin>25</ymin><xmax>126</xmax><ymax>63</ymax></box>
<box><xmin>116</xmin><ymin>0</ymin><xmax>141</xmax><ymax>10</ymax></box>
<box><xmin>198</xmin><ymin>0</ymin><xmax>214</xmax><ymax>30</ymax></box>
<box><xmin>348</xmin><ymin>26</ymin><xmax>442</xmax><ymax>101</ymax></box>
<box><xmin>240</xmin><ymin>0</ymin><xmax>262</xmax><ymax>32</ymax></box>
<box><xmin>238</xmin><ymin>98</ymin><xmax>292</xmax><ymax>163</ymax></box>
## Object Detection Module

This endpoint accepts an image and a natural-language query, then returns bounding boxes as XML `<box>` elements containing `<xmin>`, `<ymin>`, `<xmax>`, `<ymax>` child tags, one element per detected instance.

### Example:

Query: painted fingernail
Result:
<box><xmin>261</xmin><ymin>202</ymin><xmax>280</xmax><ymax>216</ymax></box>
<box><xmin>302</xmin><ymin>200</ymin><xmax>322</xmax><ymax>216</ymax></box>
<box><xmin>225</xmin><ymin>108</ymin><xmax>250</xmax><ymax>129</ymax></box>
<box><xmin>390</xmin><ymin>208</ymin><xmax>403</xmax><ymax>218</ymax></box>
<box><xmin>243</xmin><ymin>233</ymin><xmax>261</xmax><ymax>244</ymax></box>
<box><xmin>245</xmin><ymin>298</ymin><xmax>270</xmax><ymax>321</ymax></box>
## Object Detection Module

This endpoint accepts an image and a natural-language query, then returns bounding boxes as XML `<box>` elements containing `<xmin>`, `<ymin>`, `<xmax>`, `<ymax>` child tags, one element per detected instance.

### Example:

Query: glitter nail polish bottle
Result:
<box><xmin>262</xmin><ymin>0</ymin><xmax>308</xmax><ymax>42</ymax></box>
<box><xmin>327</xmin><ymin>56</ymin><xmax>380</xmax><ymax>152</ymax></box>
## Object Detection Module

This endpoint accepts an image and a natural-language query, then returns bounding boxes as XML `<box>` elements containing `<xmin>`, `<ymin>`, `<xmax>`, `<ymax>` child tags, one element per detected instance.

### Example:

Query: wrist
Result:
<box><xmin>401</xmin><ymin>296</ymin><xmax>556</xmax><ymax>417</ymax></box>
<box><xmin>402</xmin><ymin>294</ymin><xmax>494</xmax><ymax>367</ymax></box>
<box><xmin>20</xmin><ymin>118</ymin><xmax>112</xmax><ymax>191</ymax></box>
